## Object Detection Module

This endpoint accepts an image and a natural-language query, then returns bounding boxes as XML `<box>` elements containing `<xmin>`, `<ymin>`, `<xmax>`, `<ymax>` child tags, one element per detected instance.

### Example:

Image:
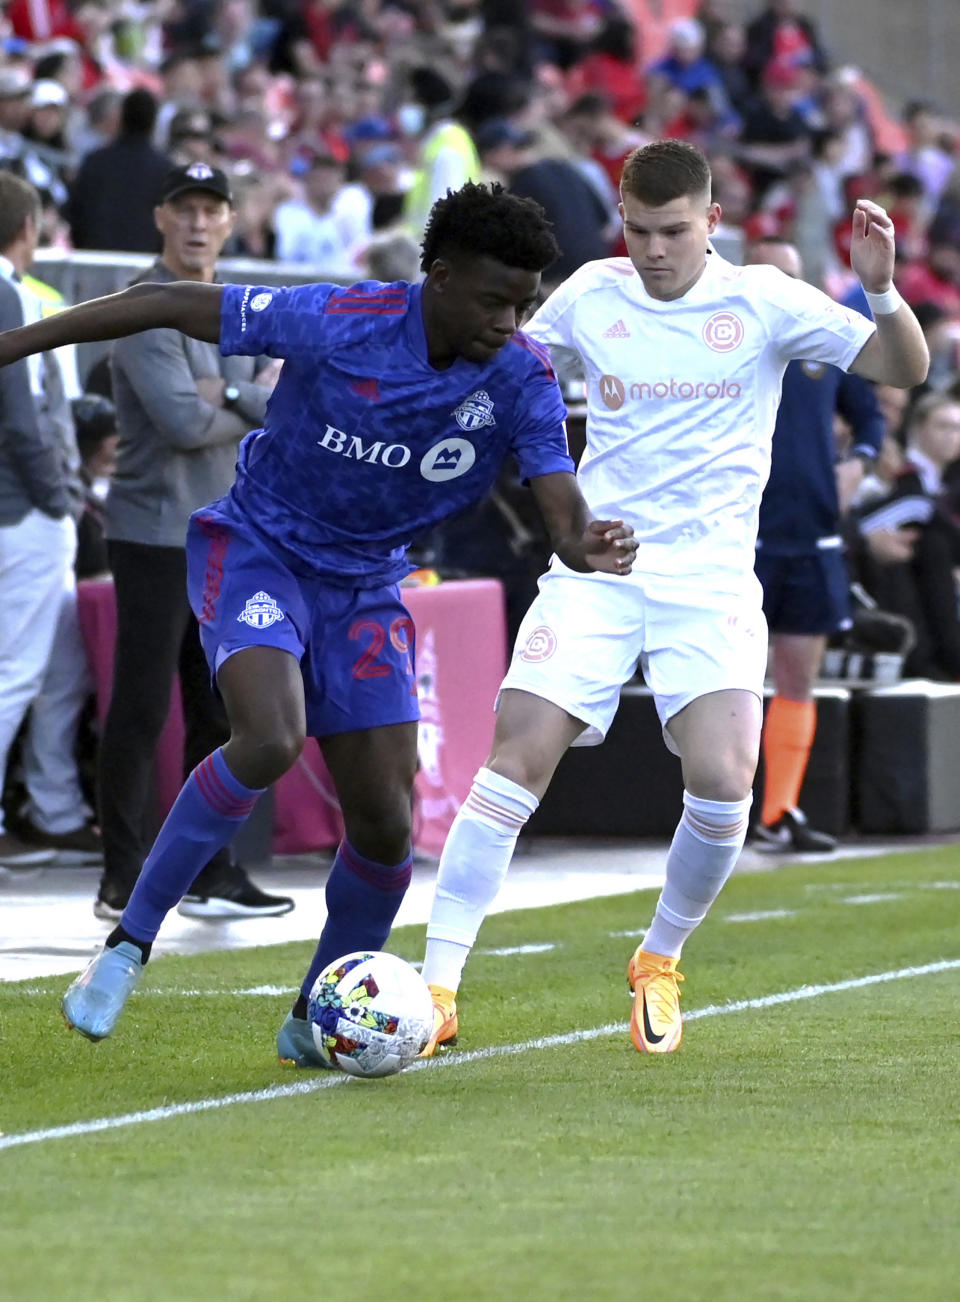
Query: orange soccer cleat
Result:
<box><xmin>627</xmin><ymin>948</ymin><xmax>684</xmax><ymax>1054</ymax></box>
<box><xmin>419</xmin><ymin>984</ymin><xmax>459</xmax><ymax>1057</ymax></box>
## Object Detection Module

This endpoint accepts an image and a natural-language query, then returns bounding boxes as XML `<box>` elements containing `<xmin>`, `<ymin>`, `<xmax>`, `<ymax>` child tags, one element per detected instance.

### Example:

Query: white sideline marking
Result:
<box><xmin>3</xmin><ymin>957</ymin><xmax>959</xmax><ymax>1153</ymax></box>
<box><xmin>842</xmin><ymin>893</ymin><xmax>904</xmax><ymax>905</ymax></box>
<box><xmin>478</xmin><ymin>943</ymin><xmax>555</xmax><ymax>957</ymax></box>
<box><xmin>723</xmin><ymin>910</ymin><xmax>795</xmax><ymax>923</ymax></box>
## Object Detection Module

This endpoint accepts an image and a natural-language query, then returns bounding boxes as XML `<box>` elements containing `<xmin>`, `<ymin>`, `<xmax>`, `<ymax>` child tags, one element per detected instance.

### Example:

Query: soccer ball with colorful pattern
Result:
<box><xmin>307</xmin><ymin>951</ymin><xmax>435</xmax><ymax>1077</ymax></box>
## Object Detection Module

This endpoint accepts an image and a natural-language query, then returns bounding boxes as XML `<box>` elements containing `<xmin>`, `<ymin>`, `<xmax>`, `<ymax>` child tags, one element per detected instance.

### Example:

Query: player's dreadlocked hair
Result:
<box><xmin>420</xmin><ymin>181</ymin><xmax>559</xmax><ymax>274</ymax></box>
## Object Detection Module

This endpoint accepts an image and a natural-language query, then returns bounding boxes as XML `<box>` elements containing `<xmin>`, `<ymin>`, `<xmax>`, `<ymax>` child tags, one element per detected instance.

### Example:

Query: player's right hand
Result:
<box><xmin>582</xmin><ymin>519</ymin><xmax>638</xmax><ymax>575</ymax></box>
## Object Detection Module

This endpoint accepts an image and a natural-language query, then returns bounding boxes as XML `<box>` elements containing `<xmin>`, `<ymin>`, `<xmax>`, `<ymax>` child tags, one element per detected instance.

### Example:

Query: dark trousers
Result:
<box><xmin>97</xmin><ymin>539</ymin><xmax>233</xmax><ymax>892</ymax></box>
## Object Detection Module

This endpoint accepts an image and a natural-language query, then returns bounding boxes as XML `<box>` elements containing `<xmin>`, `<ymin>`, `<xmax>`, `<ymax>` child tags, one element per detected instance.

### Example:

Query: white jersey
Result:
<box><xmin>526</xmin><ymin>250</ymin><xmax>876</xmax><ymax>581</ymax></box>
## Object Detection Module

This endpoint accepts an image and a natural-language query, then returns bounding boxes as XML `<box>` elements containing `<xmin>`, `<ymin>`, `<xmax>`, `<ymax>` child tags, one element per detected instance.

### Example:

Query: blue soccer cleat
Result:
<box><xmin>62</xmin><ymin>941</ymin><xmax>145</xmax><ymax>1041</ymax></box>
<box><xmin>276</xmin><ymin>1012</ymin><xmax>331</xmax><ymax>1069</ymax></box>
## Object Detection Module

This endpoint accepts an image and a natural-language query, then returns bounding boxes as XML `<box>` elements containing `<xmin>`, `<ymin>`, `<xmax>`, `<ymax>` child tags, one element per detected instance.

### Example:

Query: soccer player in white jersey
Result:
<box><xmin>419</xmin><ymin>139</ymin><xmax>929</xmax><ymax>1057</ymax></box>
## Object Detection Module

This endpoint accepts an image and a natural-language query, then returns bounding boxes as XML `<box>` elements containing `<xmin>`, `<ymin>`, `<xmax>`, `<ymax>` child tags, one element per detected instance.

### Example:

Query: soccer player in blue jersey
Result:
<box><xmin>0</xmin><ymin>182</ymin><xmax>637</xmax><ymax>1060</ymax></box>
<box><xmin>745</xmin><ymin>237</ymin><xmax>885</xmax><ymax>853</ymax></box>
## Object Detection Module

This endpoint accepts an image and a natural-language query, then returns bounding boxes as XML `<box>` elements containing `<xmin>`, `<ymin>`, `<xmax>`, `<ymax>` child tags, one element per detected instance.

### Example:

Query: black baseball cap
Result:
<box><xmin>473</xmin><ymin>118</ymin><xmax>536</xmax><ymax>154</ymax></box>
<box><xmin>157</xmin><ymin>161</ymin><xmax>232</xmax><ymax>205</ymax></box>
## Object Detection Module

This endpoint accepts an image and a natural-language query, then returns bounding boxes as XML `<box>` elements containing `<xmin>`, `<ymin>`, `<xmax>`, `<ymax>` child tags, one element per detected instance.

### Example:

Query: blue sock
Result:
<box><xmin>121</xmin><ymin>749</ymin><xmax>265</xmax><ymax>944</ymax></box>
<box><xmin>299</xmin><ymin>840</ymin><xmax>413</xmax><ymax>1001</ymax></box>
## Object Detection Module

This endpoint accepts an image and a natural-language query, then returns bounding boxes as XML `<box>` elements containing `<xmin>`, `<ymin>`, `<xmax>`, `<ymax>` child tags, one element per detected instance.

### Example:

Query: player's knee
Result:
<box><xmin>685</xmin><ymin>749</ymin><xmax>757</xmax><ymax>803</ymax></box>
<box><xmin>226</xmin><ymin>726</ymin><xmax>305</xmax><ymax>787</ymax></box>
<box><xmin>345</xmin><ymin>796</ymin><xmax>412</xmax><ymax>864</ymax></box>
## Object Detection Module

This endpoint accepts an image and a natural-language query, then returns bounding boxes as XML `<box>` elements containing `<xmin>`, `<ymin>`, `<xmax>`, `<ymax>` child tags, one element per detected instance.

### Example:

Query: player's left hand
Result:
<box><xmin>582</xmin><ymin>519</ymin><xmax>638</xmax><ymax>575</ymax></box>
<box><xmin>850</xmin><ymin>199</ymin><xmax>896</xmax><ymax>292</ymax></box>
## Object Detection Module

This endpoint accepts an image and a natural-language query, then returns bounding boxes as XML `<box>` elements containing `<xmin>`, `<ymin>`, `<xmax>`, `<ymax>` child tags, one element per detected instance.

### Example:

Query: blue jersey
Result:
<box><xmin>757</xmin><ymin>359</ymin><xmax>884</xmax><ymax>554</ymax></box>
<box><xmin>218</xmin><ymin>279</ymin><xmax>572</xmax><ymax>586</ymax></box>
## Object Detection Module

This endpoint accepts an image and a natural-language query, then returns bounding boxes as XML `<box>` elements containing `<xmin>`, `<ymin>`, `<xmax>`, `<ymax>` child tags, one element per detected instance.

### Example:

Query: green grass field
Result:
<box><xmin>3</xmin><ymin>846</ymin><xmax>960</xmax><ymax>1302</ymax></box>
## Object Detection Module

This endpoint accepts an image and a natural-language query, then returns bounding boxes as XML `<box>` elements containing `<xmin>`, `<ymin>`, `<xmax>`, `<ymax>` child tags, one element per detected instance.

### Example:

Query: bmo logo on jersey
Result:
<box><xmin>420</xmin><ymin>438</ymin><xmax>477</xmax><ymax>482</ymax></box>
<box><xmin>317</xmin><ymin>424</ymin><xmax>412</xmax><ymax>467</ymax></box>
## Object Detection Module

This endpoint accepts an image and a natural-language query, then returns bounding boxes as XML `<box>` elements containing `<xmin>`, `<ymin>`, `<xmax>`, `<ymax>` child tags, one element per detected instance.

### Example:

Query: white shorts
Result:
<box><xmin>499</xmin><ymin>564</ymin><xmax>768</xmax><ymax>753</ymax></box>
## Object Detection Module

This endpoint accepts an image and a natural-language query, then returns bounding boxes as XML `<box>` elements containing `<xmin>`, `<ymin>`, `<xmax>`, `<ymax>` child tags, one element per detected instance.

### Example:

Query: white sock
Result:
<box><xmin>422</xmin><ymin>766</ymin><xmax>539</xmax><ymax>992</ymax></box>
<box><xmin>642</xmin><ymin>790</ymin><xmax>751</xmax><ymax>960</ymax></box>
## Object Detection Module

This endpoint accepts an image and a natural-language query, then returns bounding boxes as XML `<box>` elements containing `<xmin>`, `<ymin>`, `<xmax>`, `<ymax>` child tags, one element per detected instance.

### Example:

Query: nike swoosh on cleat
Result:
<box><xmin>642</xmin><ymin>995</ymin><xmax>666</xmax><ymax>1045</ymax></box>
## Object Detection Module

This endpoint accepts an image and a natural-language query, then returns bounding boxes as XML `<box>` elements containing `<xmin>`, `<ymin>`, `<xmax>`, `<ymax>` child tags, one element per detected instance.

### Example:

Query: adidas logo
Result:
<box><xmin>602</xmin><ymin>319</ymin><xmax>630</xmax><ymax>339</ymax></box>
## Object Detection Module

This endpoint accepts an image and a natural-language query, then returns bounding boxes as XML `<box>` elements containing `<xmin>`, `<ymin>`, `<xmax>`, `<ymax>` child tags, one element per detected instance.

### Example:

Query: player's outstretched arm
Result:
<box><xmin>529</xmin><ymin>471</ymin><xmax>637</xmax><ymax>574</ymax></box>
<box><xmin>0</xmin><ymin>281</ymin><xmax>225</xmax><ymax>370</ymax></box>
<box><xmin>847</xmin><ymin>199</ymin><xmax>929</xmax><ymax>388</ymax></box>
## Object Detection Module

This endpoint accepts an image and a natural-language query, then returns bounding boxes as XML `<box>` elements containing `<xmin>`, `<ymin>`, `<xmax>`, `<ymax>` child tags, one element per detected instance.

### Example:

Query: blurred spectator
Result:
<box><xmin>402</xmin><ymin>66</ymin><xmax>481</xmax><ymax>240</ymax></box>
<box><xmin>529</xmin><ymin>0</ymin><xmax>603</xmax><ymax>71</ymax></box>
<box><xmin>895</xmin><ymin>100</ymin><xmax>955</xmax><ymax>216</ymax></box>
<box><xmin>223</xmin><ymin>172</ymin><xmax>286</xmax><ymax>257</ymax></box>
<box><xmin>820</xmin><ymin>76</ymin><xmax>873</xmax><ymax>184</ymax></box>
<box><xmin>273</xmin><ymin>152</ymin><xmax>354</xmax><ymax>266</ymax></box>
<box><xmin>67</xmin><ymin>88</ymin><xmax>171</xmax><ymax>252</ymax></box>
<box><xmin>165</xmin><ymin>106</ymin><xmax>219</xmax><ymax>166</ymax></box>
<box><xmin>757</xmin><ymin>155</ymin><xmax>839</xmax><ymax>290</ymax></box>
<box><xmin>285</xmin><ymin>74</ymin><xmax>350</xmax><ymax>171</ymax></box>
<box><xmin>156</xmin><ymin>49</ymin><xmax>208</xmax><ymax>143</ymax></box>
<box><xmin>707</xmin><ymin>22</ymin><xmax>756</xmax><ymax>117</ymax></box>
<box><xmin>0</xmin><ymin>65</ymin><xmax>32</xmax><ymax>153</ymax></box>
<box><xmin>219</xmin><ymin>104</ymin><xmax>285</xmax><ymax>174</ymax></box>
<box><xmin>670</xmin><ymin>85</ymin><xmax>742</xmax><ymax>155</ymax></box>
<box><xmin>362</xmin><ymin>227</ymin><xmax>421</xmax><ymax>283</ymax></box>
<box><xmin>70</xmin><ymin>88</ymin><xmax>121</xmax><ymax>161</ymax></box>
<box><xmin>709</xmin><ymin>149</ymin><xmax>753</xmax><ymax>262</ymax></box>
<box><xmin>71</xmin><ymin>392</ymin><xmax>116</xmax><ymax>580</ymax></box>
<box><xmin>6</xmin><ymin>0</ymin><xmax>86</xmax><ymax>47</ymax></box>
<box><xmin>561</xmin><ymin>92</ymin><xmax>649</xmax><ymax>192</ymax></box>
<box><xmin>23</xmin><ymin>78</ymin><xmax>70</xmax><ymax>151</ymax></box>
<box><xmin>0</xmin><ymin>171</ymin><xmax>78</xmax><ymax>868</ymax></box>
<box><xmin>339</xmin><ymin>142</ymin><xmax>408</xmax><ymax>236</ymax></box>
<box><xmin>856</xmin><ymin>394</ymin><xmax>960</xmax><ymax>679</ymax></box>
<box><xmin>475</xmin><ymin>118</ymin><xmax>613</xmax><ymax>291</ymax></box>
<box><xmin>566</xmin><ymin>11</ymin><xmax>646</xmax><ymax>126</ymax></box>
<box><xmin>648</xmin><ymin>17</ymin><xmax>726</xmax><ymax>104</ymax></box>
<box><xmin>737</xmin><ymin>59</ymin><xmax>814</xmax><ymax>199</ymax></box>
<box><xmin>897</xmin><ymin>236</ymin><xmax>960</xmax><ymax>318</ymax></box>
<box><xmin>880</xmin><ymin>170</ymin><xmax>928</xmax><ymax>264</ymax></box>
<box><xmin>95</xmin><ymin>161</ymin><xmax>292</xmax><ymax>921</ymax></box>
<box><xmin>911</xmin><ymin>301</ymin><xmax>960</xmax><ymax>393</ymax></box>
<box><xmin>744</xmin><ymin>0</ymin><xmax>829</xmax><ymax>89</ymax></box>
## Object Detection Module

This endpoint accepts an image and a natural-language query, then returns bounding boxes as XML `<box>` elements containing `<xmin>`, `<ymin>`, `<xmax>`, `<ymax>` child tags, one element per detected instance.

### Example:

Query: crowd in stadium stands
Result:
<box><xmin>3</xmin><ymin>0</ymin><xmax>960</xmax><ymax>865</ymax></box>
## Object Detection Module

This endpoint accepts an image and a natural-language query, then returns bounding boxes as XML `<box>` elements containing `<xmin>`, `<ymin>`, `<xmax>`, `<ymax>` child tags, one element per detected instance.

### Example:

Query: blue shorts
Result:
<box><xmin>754</xmin><ymin>549</ymin><xmax>852</xmax><ymax>636</ymax></box>
<box><xmin>186</xmin><ymin>504</ymin><xmax>419</xmax><ymax>738</ymax></box>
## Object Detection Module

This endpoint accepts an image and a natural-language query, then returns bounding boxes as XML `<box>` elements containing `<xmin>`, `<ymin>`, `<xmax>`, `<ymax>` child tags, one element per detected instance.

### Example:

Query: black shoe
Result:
<box><xmin>754</xmin><ymin>808</ymin><xmax>837</xmax><ymax>853</ymax></box>
<box><xmin>16</xmin><ymin>817</ymin><xmax>103</xmax><ymax>866</ymax></box>
<box><xmin>0</xmin><ymin>830</ymin><xmax>55</xmax><ymax>868</ymax></box>
<box><xmin>93</xmin><ymin>878</ymin><xmax>130</xmax><ymax>922</ymax></box>
<box><xmin>177</xmin><ymin>865</ymin><xmax>295</xmax><ymax>919</ymax></box>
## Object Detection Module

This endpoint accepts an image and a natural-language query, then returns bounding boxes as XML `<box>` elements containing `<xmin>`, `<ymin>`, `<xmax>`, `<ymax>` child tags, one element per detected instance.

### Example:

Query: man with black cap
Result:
<box><xmin>93</xmin><ymin>161</ymin><xmax>292</xmax><ymax>922</ymax></box>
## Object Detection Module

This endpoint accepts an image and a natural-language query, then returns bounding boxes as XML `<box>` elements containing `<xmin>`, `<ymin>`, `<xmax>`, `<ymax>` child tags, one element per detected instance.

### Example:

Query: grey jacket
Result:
<box><xmin>0</xmin><ymin>272</ymin><xmax>73</xmax><ymax>525</ymax></box>
<box><xmin>106</xmin><ymin>260</ymin><xmax>271</xmax><ymax>547</ymax></box>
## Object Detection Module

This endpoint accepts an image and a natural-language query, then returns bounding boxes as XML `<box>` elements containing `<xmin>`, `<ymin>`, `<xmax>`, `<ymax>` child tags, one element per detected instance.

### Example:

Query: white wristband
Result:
<box><xmin>863</xmin><ymin>285</ymin><xmax>903</xmax><ymax>315</ymax></box>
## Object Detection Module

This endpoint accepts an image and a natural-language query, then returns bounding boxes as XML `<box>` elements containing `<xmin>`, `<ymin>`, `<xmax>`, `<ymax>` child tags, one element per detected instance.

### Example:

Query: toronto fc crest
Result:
<box><xmin>453</xmin><ymin>390</ymin><xmax>496</xmax><ymax>431</ymax></box>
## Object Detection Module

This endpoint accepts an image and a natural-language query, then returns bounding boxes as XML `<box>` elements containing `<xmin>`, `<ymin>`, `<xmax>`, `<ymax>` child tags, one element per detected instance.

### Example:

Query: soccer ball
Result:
<box><xmin>307</xmin><ymin>950</ymin><xmax>435</xmax><ymax>1078</ymax></box>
